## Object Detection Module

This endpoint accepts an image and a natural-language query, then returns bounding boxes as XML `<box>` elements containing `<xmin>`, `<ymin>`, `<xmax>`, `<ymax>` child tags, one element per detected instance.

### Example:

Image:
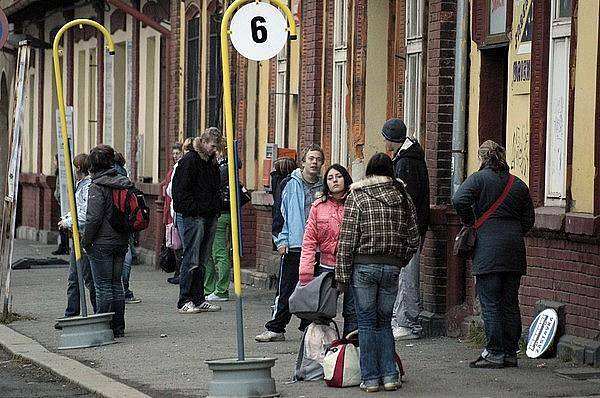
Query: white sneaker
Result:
<box><xmin>393</xmin><ymin>326</ymin><xmax>420</xmax><ymax>340</ymax></box>
<box><xmin>178</xmin><ymin>301</ymin><xmax>201</xmax><ymax>314</ymax></box>
<box><xmin>206</xmin><ymin>293</ymin><xmax>228</xmax><ymax>302</ymax></box>
<box><xmin>255</xmin><ymin>330</ymin><xmax>285</xmax><ymax>342</ymax></box>
<box><xmin>197</xmin><ymin>301</ymin><xmax>221</xmax><ymax>312</ymax></box>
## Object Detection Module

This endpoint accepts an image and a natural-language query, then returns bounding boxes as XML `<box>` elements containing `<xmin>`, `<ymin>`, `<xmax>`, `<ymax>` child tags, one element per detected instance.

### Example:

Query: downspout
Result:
<box><xmin>451</xmin><ymin>0</ymin><xmax>468</xmax><ymax>195</ymax></box>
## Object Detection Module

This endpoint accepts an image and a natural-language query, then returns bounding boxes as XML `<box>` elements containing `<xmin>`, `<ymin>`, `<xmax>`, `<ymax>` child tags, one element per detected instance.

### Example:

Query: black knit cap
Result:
<box><xmin>381</xmin><ymin>118</ymin><xmax>407</xmax><ymax>143</ymax></box>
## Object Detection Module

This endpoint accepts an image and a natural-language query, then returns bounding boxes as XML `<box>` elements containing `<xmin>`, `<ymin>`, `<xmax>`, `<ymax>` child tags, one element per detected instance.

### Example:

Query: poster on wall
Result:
<box><xmin>511</xmin><ymin>0</ymin><xmax>533</xmax><ymax>95</ymax></box>
<box><xmin>55</xmin><ymin>107</ymin><xmax>75</xmax><ymax>218</ymax></box>
<box><xmin>104</xmin><ymin>48</ymin><xmax>113</xmax><ymax>146</ymax></box>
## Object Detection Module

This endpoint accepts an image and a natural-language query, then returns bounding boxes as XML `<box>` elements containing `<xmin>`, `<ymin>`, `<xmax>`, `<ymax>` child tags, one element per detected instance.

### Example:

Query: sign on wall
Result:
<box><xmin>55</xmin><ymin>107</ymin><xmax>75</xmax><ymax>218</ymax></box>
<box><xmin>511</xmin><ymin>0</ymin><xmax>533</xmax><ymax>95</ymax></box>
<box><xmin>104</xmin><ymin>48</ymin><xmax>113</xmax><ymax>146</ymax></box>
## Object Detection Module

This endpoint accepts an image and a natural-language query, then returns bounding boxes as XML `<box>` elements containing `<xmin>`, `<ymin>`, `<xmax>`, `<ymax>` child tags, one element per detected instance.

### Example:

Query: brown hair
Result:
<box><xmin>182</xmin><ymin>137</ymin><xmax>193</xmax><ymax>152</ymax></box>
<box><xmin>274</xmin><ymin>157</ymin><xmax>296</xmax><ymax>176</ymax></box>
<box><xmin>114</xmin><ymin>152</ymin><xmax>126</xmax><ymax>167</ymax></box>
<box><xmin>172</xmin><ymin>142</ymin><xmax>183</xmax><ymax>151</ymax></box>
<box><xmin>89</xmin><ymin>144</ymin><xmax>115</xmax><ymax>173</ymax></box>
<box><xmin>73</xmin><ymin>153</ymin><xmax>90</xmax><ymax>175</ymax></box>
<box><xmin>201</xmin><ymin>127</ymin><xmax>224</xmax><ymax>145</ymax></box>
<box><xmin>300</xmin><ymin>144</ymin><xmax>325</xmax><ymax>163</ymax></box>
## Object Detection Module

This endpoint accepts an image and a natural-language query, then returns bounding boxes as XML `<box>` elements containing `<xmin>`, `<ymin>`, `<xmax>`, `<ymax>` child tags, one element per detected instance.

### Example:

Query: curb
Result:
<box><xmin>0</xmin><ymin>325</ymin><xmax>151</xmax><ymax>398</ymax></box>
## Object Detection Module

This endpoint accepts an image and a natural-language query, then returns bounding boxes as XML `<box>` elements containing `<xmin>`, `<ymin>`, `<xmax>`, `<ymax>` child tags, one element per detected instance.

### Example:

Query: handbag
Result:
<box><xmin>165</xmin><ymin>223</ymin><xmax>182</xmax><ymax>250</ymax></box>
<box><xmin>289</xmin><ymin>271</ymin><xmax>337</xmax><ymax>322</ymax></box>
<box><xmin>453</xmin><ymin>174</ymin><xmax>515</xmax><ymax>257</ymax></box>
<box><xmin>159</xmin><ymin>244</ymin><xmax>177</xmax><ymax>273</ymax></box>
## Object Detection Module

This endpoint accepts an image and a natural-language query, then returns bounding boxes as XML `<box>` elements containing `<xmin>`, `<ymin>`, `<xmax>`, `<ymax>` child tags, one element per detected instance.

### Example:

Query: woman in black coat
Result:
<box><xmin>452</xmin><ymin>140</ymin><xmax>535</xmax><ymax>368</ymax></box>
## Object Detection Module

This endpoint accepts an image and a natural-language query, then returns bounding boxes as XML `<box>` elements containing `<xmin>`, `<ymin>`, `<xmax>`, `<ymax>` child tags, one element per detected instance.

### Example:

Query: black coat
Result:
<box><xmin>452</xmin><ymin>167</ymin><xmax>535</xmax><ymax>275</ymax></box>
<box><xmin>172</xmin><ymin>148</ymin><xmax>222</xmax><ymax>217</ymax></box>
<box><xmin>393</xmin><ymin>140</ymin><xmax>430</xmax><ymax>237</ymax></box>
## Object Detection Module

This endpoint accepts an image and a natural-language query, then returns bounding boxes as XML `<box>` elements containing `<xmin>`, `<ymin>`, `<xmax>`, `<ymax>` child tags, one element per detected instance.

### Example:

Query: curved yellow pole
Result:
<box><xmin>52</xmin><ymin>20</ymin><xmax>114</xmax><ymax>268</ymax></box>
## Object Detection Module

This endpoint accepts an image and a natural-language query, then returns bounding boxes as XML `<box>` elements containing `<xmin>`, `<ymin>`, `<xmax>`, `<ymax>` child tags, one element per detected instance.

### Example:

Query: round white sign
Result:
<box><xmin>526</xmin><ymin>308</ymin><xmax>558</xmax><ymax>359</ymax></box>
<box><xmin>230</xmin><ymin>2</ymin><xmax>288</xmax><ymax>61</ymax></box>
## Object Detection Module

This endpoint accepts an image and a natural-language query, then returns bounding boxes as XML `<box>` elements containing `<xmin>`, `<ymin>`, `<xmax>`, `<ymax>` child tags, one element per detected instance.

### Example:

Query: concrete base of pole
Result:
<box><xmin>57</xmin><ymin>313</ymin><xmax>115</xmax><ymax>350</ymax></box>
<box><xmin>205</xmin><ymin>357</ymin><xmax>279</xmax><ymax>398</ymax></box>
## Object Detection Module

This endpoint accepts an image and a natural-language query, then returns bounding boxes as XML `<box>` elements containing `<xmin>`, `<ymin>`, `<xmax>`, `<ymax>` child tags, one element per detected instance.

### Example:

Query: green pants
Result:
<box><xmin>204</xmin><ymin>212</ymin><xmax>231</xmax><ymax>297</ymax></box>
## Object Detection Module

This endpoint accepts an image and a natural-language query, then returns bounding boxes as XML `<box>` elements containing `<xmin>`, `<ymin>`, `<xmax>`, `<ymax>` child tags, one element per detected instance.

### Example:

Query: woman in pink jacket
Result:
<box><xmin>299</xmin><ymin>163</ymin><xmax>356</xmax><ymax>335</ymax></box>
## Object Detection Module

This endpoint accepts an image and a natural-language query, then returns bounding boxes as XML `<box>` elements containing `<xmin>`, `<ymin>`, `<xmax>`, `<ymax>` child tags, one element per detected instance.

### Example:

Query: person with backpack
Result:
<box><xmin>114</xmin><ymin>152</ymin><xmax>142</xmax><ymax>305</ymax></box>
<box><xmin>270</xmin><ymin>157</ymin><xmax>296</xmax><ymax>247</ymax></box>
<box><xmin>336</xmin><ymin>153</ymin><xmax>420</xmax><ymax>392</ymax></box>
<box><xmin>54</xmin><ymin>153</ymin><xmax>96</xmax><ymax>330</ymax></box>
<box><xmin>172</xmin><ymin>128</ymin><xmax>223</xmax><ymax>314</ymax></box>
<box><xmin>299</xmin><ymin>163</ymin><xmax>356</xmax><ymax>337</ymax></box>
<box><xmin>82</xmin><ymin>144</ymin><xmax>133</xmax><ymax>338</ymax></box>
<box><xmin>452</xmin><ymin>141</ymin><xmax>534</xmax><ymax>368</ymax></box>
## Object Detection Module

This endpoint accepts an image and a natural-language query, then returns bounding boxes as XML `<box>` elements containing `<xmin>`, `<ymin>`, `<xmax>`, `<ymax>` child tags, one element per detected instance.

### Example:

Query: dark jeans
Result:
<box><xmin>87</xmin><ymin>244</ymin><xmax>127</xmax><ymax>334</ymax></box>
<box><xmin>316</xmin><ymin>265</ymin><xmax>357</xmax><ymax>337</ymax></box>
<box><xmin>352</xmin><ymin>263</ymin><xmax>400</xmax><ymax>387</ymax></box>
<box><xmin>178</xmin><ymin>214</ymin><xmax>218</xmax><ymax>309</ymax></box>
<box><xmin>476</xmin><ymin>272</ymin><xmax>522</xmax><ymax>363</ymax></box>
<box><xmin>65</xmin><ymin>251</ymin><xmax>96</xmax><ymax>317</ymax></box>
<box><xmin>122</xmin><ymin>237</ymin><xmax>135</xmax><ymax>299</ymax></box>
<box><xmin>265</xmin><ymin>251</ymin><xmax>310</xmax><ymax>333</ymax></box>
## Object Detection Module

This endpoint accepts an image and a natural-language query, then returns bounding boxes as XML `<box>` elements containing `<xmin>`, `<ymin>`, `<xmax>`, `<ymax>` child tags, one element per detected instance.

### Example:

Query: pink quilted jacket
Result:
<box><xmin>299</xmin><ymin>196</ymin><xmax>345</xmax><ymax>284</ymax></box>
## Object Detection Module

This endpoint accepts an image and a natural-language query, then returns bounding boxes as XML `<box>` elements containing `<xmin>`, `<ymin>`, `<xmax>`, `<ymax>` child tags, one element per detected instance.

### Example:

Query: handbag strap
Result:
<box><xmin>473</xmin><ymin>174</ymin><xmax>515</xmax><ymax>229</ymax></box>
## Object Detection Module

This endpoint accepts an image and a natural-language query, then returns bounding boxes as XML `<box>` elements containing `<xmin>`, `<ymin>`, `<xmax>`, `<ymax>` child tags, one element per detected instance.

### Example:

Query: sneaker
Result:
<box><xmin>205</xmin><ymin>293</ymin><xmax>228</xmax><ymax>302</ymax></box>
<box><xmin>393</xmin><ymin>326</ymin><xmax>420</xmax><ymax>340</ymax></box>
<box><xmin>125</xmin><ymin>296</ymin><xmax>142</xmax><ymax>304</ymax></box>
<box><xmin>383</xmin><ymin>381</ymin><xmax>400</xmax><ymax>391</ymax></box>
<box><xmin>178</xmin><ymin>301</ymin><xmax>201</xmax><ymax>314</ymax></box>
<box><xmin>359</xmin><ymin>382</ymin><xmax>380</xmax><ymax>393</ymax></box>
<box><xmin>196</xmin><ymin>301</ymin><xmax>221</xmax><ymax>312</ymax></box>
<box><xmin>167</xmin><ymin>277</ymin><xmax>179</xmax><ymax>285</ymax></box>
<box><xmin>255</xmin><ymin>330</ymin><xmax>285</xmax><ymax>342</ymax></box>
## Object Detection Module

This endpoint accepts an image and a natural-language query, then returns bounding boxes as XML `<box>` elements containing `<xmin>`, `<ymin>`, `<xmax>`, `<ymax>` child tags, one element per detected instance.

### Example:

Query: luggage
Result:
<box><xmin>289</xmin><ymin>271</ymin><xmax>337</xmax><ymax>322</ymax></box>
<box><xmin>294</xmin><ymin>322</ymin><xmax>339</xmax><ymax>381</ymax></box>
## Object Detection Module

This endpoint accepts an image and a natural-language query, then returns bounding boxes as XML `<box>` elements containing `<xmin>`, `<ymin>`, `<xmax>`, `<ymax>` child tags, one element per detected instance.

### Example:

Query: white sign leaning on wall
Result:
<box><xmin>229</xmin><ymin>2</ymin><xmax>288</xmax><ymax>61</ymax></box>
<box><xmin>55</xmin><ymin>107</ymin><xmax>75</xmax><ymax>218</ymax></box>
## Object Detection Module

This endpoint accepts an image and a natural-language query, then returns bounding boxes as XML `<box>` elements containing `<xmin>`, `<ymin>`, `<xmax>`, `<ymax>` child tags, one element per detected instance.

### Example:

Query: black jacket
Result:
<box><xmin>271</xmin><ymin>174</ymin><xmax>292</xmax><ymax>241</ymax></box>
<box><xmin>172</xmin><ymin>148</ymin><xmax>222</xmax><ymax>217</ymax></box>
<box><xmin>82</xmin><ymin>167</ymin><xmax>132</xmax><ymax>249</ymax></box>
<box><xmin>218</xmin><ymin>157</ymin><xmax>243</xmax><ymax>212</ymax></box>
<box><xmin>393</xmin><ymin>139</ymin><xmax>430</xmax><ymax>237</ymax></box>
<box><xmin>452</xmin><ymin>167</ymin><xmax>535</xmax><ymax>275</ymax></box>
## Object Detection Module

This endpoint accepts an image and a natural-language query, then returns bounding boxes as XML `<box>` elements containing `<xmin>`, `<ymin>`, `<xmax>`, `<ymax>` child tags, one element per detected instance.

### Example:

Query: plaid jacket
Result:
<box><xmin>335</xmin><ymin>176</ymin><xmax>420</xmax><ymax>285</ymax></box>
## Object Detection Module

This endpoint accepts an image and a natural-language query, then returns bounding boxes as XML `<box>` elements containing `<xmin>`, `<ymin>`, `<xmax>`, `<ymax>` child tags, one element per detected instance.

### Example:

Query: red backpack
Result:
<box><xmin>108</xmin><ymin>187</ymin><xmax>150</xmax><ymax>233</ymax></box>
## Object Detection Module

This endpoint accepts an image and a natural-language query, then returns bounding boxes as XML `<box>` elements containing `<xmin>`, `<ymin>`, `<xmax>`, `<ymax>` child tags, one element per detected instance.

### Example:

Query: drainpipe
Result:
<box><xmin>451</xmin><ymin>0</ymin><xmax>468</xmax><ymax>195</ymax></box>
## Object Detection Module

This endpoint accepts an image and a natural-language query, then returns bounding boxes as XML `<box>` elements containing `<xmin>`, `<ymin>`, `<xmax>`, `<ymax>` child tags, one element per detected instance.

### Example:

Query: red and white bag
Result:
<box><xmin>322</xmin><ymin>331</ymin><xmax>361</xmax><ymax>387</ymax></box>
<box><xmin>165</xmin><ymin>223</ymin><xmax>182</xmax><ymax>250</ymax></box>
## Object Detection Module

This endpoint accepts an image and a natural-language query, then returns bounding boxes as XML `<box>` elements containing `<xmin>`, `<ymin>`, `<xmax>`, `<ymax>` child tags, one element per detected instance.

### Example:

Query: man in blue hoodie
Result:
<box><xmin>255</xmin><ymin>144</ymin><xmax>324</xmax><ymax>342</ymax></box>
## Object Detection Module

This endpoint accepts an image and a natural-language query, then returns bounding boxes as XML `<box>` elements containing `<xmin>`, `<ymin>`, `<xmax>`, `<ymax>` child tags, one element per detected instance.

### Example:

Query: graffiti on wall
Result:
<box><xmin>510</xmin><ymin>124</ymin><xmax>529</xmax><ymax>177</ymax></box>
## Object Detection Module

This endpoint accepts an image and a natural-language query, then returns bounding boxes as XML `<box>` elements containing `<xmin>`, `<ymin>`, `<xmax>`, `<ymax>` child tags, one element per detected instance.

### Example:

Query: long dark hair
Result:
<box><xmin>322</xmin><ymin>163</ymin><xmax>353</xmax><ymax>201</ymax></box>
<box><xmin>366</xmin><ymin>153</ymin><xmax>407</xmax><ymax>194</ymax></box>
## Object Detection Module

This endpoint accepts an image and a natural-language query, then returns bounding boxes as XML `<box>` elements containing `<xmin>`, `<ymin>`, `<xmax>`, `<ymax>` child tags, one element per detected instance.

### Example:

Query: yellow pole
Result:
<box><xmin>221</xmin><ymin>0</ymin><xmax>297</xmax><ymax>360</ymax></box>
<box><xmin>52</xmin><ymin>20</ymin><xmax>115</xmax><ymax>311</ymax></box>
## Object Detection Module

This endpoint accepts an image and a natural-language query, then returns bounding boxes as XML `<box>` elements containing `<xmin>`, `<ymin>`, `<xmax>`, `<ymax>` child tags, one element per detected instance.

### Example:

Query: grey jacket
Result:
<box><xmin>82</xmin><ymin>167</ymin><xmax>133</xmax><ymax>249</ymax></box>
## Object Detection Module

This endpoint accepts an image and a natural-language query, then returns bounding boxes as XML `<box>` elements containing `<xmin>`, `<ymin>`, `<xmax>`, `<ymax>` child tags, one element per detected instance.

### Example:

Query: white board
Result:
<box><xmin>55</xmin><ymin>107</ymin><xmax>75</xmax><ymax>218</ymax></box>
<box><xmin>526</xmin><ymin>308</ymin><xmax>559</xmax><ymax>359</ymax></box>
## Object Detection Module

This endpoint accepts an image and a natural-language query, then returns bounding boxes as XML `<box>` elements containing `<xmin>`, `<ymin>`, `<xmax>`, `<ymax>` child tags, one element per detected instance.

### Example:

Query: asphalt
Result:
<box><xmin>2</xmin><ymin>239</ymin><xmax>600</xmax><ymax>397</ymax></box>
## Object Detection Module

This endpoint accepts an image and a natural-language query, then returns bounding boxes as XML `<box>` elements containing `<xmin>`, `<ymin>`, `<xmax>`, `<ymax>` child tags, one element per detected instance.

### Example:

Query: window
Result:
<box><xmin>185</xmin><ymin>14</ymin><xmax>200</xmax><ymax>138</ymax></box>
<box><xmin>404</xmin><ymin>0</ymin><xmax>424</xmax><ymax>141</ymax></box>
<box><xmin>545</xmin><ymin>0</ymin><xmax>571</xmax><ymax>206</ymax></box>
<box><xmin>274</xmin><ymin>44</ymin><xmax>287</xmax><ymax>147</ymax></box>
<box><xmin>331</xmin><ymin>0</ymin><xmax>349</xmax><ymax>166</ymax></box>
<box><xmin>207</xmin><ymin>13</ymin><xmax>222</xmax><ymax>129</ymax></box>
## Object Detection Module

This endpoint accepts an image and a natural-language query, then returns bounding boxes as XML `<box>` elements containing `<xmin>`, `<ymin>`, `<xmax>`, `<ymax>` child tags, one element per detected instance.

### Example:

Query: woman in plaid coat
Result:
<box><xmin>335</xmin><ymin>153</ymin><xmax>420</xmax><ymax>392</ymax></box>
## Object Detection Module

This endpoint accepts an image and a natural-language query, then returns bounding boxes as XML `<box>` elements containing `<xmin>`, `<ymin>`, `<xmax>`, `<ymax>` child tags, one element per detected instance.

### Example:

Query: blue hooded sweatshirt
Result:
<box><xmin>275</xmin><ymin>168</ymin><xmax>323</xmax><ymax>250</ymax></box>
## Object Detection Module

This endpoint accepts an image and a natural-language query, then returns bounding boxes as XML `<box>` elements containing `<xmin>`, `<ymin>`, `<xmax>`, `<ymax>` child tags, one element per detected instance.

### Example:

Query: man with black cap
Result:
<box><xmin>382</xmin><ymin>118</ymin><xmax>430</xmax><ymax>340</ymax></box>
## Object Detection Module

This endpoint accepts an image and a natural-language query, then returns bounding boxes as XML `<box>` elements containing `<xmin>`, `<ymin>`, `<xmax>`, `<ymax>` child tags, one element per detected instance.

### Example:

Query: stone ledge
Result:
<box><xmin>251</xmin><ymin>191</ymin><xmax>273</xmax><ymax>207</ymax></box>
<box><xmin>565</xmin><ymin>212</ymin><xmax>600</xmax><ymax>236</ymax></box>
<box><xmin>15</xmin><ymin>226</ymin><xmax>58</xmax><ymax>244</ymax></box>
<box><xmin>420</xmin><ymin>311</ymin><xmax>446</xmax><ymax>337</ymax></box>
<box><xmin>557</xmin><ymin>335</ymin><xmax>600</xmax><ymax>367</ymax></box>
<box><xmin>241</xmin><ymin>269</ymin><xmax>277</xmax><ymax>290</ymax></box>
<box><xmin>534</xmin><ymin>206</ymin><xmax>565</xmax><ymax>231</ymax></box>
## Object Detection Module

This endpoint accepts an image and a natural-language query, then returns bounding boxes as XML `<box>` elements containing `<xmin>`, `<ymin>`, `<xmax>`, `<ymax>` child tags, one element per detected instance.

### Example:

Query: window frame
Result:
<box><xmin>185</xmin><ymin>11</ymin><xmax>201</xmax><ymax>138</ymax></box>
<box><xmin>331</xmin><ymin>0</ymin><xmax>349</xmax><ymax>166</ymax></box>
<box><xmin>403</xmin><ymin>0</ymin><xmax>424</xmax><ymax>143</ymax></box>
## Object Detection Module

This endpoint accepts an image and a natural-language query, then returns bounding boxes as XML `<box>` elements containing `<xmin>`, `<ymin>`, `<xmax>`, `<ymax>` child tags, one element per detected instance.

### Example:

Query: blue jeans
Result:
<box><xmin>178</xmin><ymin>214</ymin><xmax>218</xmax><ymax>309</ymax></box>
<box><xmin>352</xmin><ymin>263</ymin><xmax>400</xmax><ymax>387</ymax></box>
<box><xmin>87</xmin><ymin>244</ymin><xmax>127</xmax><ymax>334</ymax></box>
<box><xmin>316</xmin><ymin>265</ymin><xmax>357</xmax><ymax>336</ymax></box>
<box><xmin>65</xmin><ymin>250</ymin><xmax>97</xmax><ymax>317</ymax></box>
<box><xmin>476</xmin><ymin>272</ymin><xmax>522</xmax><ymax>363</ymax></box>
<box><xmin>122</xmin><ymin>239</ymin><xmax>134</xmax><ymax>299</ymax></box>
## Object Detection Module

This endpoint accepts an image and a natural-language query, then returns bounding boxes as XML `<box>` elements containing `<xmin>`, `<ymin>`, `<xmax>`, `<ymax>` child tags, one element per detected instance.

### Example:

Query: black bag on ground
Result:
<box><xmin>159</xmin><ymin>245</ymin><xmax>177</xmax><ymax>273</ymax></box>
<box><xmin>289</xmin><ymin>271</ymin><xmax>337</xmax><ymax>322</ymax></box>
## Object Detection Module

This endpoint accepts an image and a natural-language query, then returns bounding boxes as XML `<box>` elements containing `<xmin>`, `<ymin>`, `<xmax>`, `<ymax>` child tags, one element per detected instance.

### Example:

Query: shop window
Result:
<box><xmin>185</xmin><ymin>14</ymin><xmax>200</xmax><ymax>138</ymax></box>
<box><xmin>331</xmin><ymin>0</ymin><xmax>349</xmax><ymax>166</ymax></box>
<box><xmin>207</xmin><ymin>13</ymin><xmax>222</xmax><ymax>129</ymax></box>
<box><xmin>545</xmin><ymin>0</ymin><xmax>571</xmax><ymax>206</ymax></box>
<box><xmin>404</xmin><ymin>0</ymin><xmax>424</xmax><ymax>142</ymax></box>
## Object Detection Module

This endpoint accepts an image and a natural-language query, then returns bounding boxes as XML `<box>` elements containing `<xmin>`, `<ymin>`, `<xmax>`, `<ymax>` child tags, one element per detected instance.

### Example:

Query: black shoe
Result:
<box><xmin>167</xmin><ymin>277</ymin><xmax>179</xmax><ymax>285</ymax></box>
<box><xmin>469</xmin><ymin>356</ymin><xmax>504</xmax><ymax>369</ymax></box>
<box><xmin>54</xmin><ymin>322</ymin><xmax>62</xmax><ymax>330</ymax></box>
<box><xmin>52</xmin><ymin>248</ymin><xmax>69</xmax><ymax>255</ymax></box>
<box><xmin>113</xmin><ymin>331</ymin><xmax>124</xmax><ymax>338</ymax></box>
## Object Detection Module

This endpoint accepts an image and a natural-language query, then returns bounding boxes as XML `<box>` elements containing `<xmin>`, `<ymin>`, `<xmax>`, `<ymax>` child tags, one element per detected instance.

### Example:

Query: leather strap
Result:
<box><xmin>473</xmin><ymin>174</ymin><xmax>515</xmax><ymax>229</ymax></box>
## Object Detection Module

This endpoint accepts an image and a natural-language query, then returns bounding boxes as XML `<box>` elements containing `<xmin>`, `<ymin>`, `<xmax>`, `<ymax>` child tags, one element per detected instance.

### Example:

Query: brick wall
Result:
<box><xmin>240</xmin><ymin>204</ymin><xmax>257</xmax><ymax>268</ymax></box>
<box><xmin>18</xmin><ymin>173</ymin><xmax>59</xmax><ymax>231</ymax></box>
<box><xmin>299</xmin><ymin>0</ymin><xmax>324</xmax><ymax>148</ymax></box>
<box><xmin>253</xmin><ymin>205</ymin><xmax>276</xmax><ymax>273</ymax></box>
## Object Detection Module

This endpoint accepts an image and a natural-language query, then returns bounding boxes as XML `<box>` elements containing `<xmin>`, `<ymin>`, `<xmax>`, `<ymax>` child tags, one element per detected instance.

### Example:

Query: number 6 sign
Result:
<box><xmin>230</xmin><ymin>2</ymin><xmax>289</xmax><ymax>61</ymax></box>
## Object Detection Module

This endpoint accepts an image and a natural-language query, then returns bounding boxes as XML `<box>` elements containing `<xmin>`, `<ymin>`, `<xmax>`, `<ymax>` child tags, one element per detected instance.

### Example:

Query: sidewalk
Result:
<box><xmin>3</xmin><ymin>239</ymin><xmax>600</xmax><ymax>397</ymax></box>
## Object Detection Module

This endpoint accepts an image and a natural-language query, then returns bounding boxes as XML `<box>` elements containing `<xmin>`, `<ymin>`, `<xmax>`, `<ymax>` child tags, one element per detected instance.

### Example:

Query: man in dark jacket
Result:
<box><xmin>381</xmin><ymin>118</ymin><xmax>430</xmax><ymax>340</ymax></box>
<box><xmin>172</xmin><ymin>127</ymin><xmax>223</xmax><ymax>313</ymax></box>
